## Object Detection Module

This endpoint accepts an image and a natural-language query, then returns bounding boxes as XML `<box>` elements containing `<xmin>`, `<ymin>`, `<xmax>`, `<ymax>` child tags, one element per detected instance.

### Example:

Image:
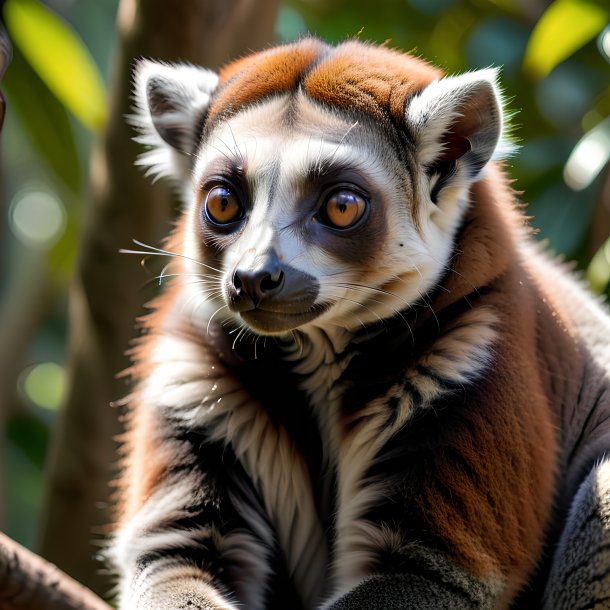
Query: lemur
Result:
<box><xmin>110</xmin><ymin>38</ymin><xmax>610</xmax><ymax>609</ymax></box>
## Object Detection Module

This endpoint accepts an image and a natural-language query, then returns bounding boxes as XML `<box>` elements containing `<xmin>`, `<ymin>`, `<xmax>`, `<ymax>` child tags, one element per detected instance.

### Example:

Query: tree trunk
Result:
<box><xmin>39</xmin><ymin>0</ymin><xmax>279</xmax><ymax>597</ymax></box>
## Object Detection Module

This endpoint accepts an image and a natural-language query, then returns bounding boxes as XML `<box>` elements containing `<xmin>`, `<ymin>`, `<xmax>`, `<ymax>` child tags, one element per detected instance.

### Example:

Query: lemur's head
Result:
<box><xmin>133</xmin><ymin>38</ymin><xmax>507</xmax><ymax>336</ymax></box>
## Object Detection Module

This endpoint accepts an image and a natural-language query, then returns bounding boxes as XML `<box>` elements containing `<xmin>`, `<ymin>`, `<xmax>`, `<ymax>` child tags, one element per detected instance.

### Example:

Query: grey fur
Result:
<box><xmin>326</xmin><ymin>573</ymin><xmax>494</xmax><ymax>610</ymax></box>
<box><xmin>543</xmin><ymin>459</ymin><xmax>610</xmax><ymax>610</ymax></box>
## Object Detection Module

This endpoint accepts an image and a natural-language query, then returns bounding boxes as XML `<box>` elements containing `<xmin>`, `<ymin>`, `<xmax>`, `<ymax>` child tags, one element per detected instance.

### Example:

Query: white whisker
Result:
<box><xmin>231</xmin><ymin>325</ymin><xmax>250</xmax><ymax>350</ymax></box>
<box><xmin>121</xmin><ymin>239</ymin><xmax>223</xmax><ymax>274</ymax></box>
<box><xmin>206</xmin><ymin>304</ymin><xmax>229</xmax><ymax>335</ymax></box>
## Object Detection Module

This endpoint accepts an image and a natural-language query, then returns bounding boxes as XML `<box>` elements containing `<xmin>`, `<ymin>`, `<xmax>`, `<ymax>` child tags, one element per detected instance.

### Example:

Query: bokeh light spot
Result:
<box><xmin>22</xmin><ymin>362</ymin><xmax>66</xmax><ymax>411</ymax></box>
<box><xmin>9</xmin><ymin>188</ymin><xmax>66</xmax><ymax>249</ymax></box>
<box><xmin>564</xmin><ymin>118</ymin><xmax>610</xmax><ymax>191</ymax></box>
<box><xmin>599</xmin><ymin>25</ymin><xmax>610</xmax><ymax>63</ymax></box>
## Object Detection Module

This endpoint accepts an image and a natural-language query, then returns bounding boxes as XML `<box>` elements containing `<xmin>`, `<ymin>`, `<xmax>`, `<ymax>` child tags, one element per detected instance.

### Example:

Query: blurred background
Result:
<box><xmin>1</xmin><ymin>0</ymin><xmax>609</xmax><ymax>600</ymax></box>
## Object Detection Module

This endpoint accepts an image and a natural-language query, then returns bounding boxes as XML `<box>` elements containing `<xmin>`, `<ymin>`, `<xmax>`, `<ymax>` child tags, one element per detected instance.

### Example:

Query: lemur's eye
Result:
<box><xmin>204</xmin><ymin>186</ymin><xmax>243</xmax><ymax>225</ymax></box>
<box><xmin>320</xmin><ymin>190</ymin><xmax>367</xmax><ymax>230</ymax></box>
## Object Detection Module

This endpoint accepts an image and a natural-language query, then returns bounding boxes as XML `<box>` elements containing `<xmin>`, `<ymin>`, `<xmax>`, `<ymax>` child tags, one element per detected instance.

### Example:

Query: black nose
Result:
<box><xmin>233</xmin><ymin>250</ymin><xmax>285</xmax><ymax>306</ymax></box>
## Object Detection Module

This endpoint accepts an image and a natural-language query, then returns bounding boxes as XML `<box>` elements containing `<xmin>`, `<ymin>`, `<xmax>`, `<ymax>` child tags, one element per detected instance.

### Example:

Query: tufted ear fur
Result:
<box><xmin>406</xmin><ymin>69</ymin><xmax>507</xmax><ymax>204</ymax></box>
<box><xmin>132</xmin><ymin>60</ymin><xmax>219</xmax><ymax>182</ymax></box>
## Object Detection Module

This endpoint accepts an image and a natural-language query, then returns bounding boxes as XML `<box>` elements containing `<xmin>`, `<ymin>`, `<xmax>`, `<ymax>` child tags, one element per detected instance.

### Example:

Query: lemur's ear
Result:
<box><xmin>132</xmin><ymin>60</ymin><xmax>218</xmax><ymax>180</ymax></box>
<box><xmin>405</xmin><ymin>69</ymin><xmax>505</xmax><ymax>202</ymax></box>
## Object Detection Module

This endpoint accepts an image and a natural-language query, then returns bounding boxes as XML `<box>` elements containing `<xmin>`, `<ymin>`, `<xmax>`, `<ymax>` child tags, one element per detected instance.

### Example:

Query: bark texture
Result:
<box><xmin>38</xmin><ymin>0</ymin><xmax>279</xmax><ymax>597</ymax></box>
<box><xmin>0</xmin><ymin>532</ymin><xmax>111</xmax><ymax>610</ymax></box>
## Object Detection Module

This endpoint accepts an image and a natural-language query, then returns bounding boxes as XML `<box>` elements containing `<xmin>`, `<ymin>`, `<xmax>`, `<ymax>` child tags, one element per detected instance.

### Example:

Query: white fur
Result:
<box><xmin>111</xmin><ymin>474</ymin><xmax>221</xmax><ymax>609</ymax></box>
<box><xmin>138</xmin><ymin>331</ymin><xmax>328</xmax><ymax>608</ymax></box>
<box><xmin>129</xmin><ymin>561</ymin><xmax>239</xmax><ymax>610</ymax></box>
<box><xmin>405</xmin><ymin>69</ymin><xmax>511</xmax><ymax>167</ymax></box>
<box><xmin>285</xmin><ymin>326</ymin><xmax>355</xmax><ymax>466</ymax></box>
<box><xmin>131</xmin><ymin>60</ymin><xmax>218</xmax><ymax>186</ymax></box>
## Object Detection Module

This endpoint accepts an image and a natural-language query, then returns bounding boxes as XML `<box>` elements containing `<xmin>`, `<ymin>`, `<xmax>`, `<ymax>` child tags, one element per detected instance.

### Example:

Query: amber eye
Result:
<box><xmin>204</xmin><ymin>186</ymin><xmax>243</xmax><ymax>225</ymax></box>
<box><xmin>320</xmin><ymin>190</ymin><xmax>368</xmax><ymax>229</ymax></box>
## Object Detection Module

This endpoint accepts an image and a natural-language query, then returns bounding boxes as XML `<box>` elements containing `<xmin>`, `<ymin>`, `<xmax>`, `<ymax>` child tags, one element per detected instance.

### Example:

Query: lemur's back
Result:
<box><xmin>110</xmin><ymin>38</ymin><xmax>610</xmax><ymax>609</ymax></box>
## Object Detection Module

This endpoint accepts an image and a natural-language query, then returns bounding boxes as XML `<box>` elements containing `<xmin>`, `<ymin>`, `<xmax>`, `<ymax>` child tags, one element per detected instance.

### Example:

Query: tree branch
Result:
<box><xmin>0</xmin><ymin>532</ymin><xmax>112</xmax><ymax>610</ymax></box>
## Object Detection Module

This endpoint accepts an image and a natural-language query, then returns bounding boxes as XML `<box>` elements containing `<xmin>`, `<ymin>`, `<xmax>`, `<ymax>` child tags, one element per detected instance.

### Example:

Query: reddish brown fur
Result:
<box><xmin>418</xmin><ymin>285</ymin><xmax>556</xmax><ymax>597</ymax></box>
<box><xmin>211</xmin><ymin>38</ymin><xmax>328</xmax><ymax>123</ymax></box>
<box><xmin>304</xmin><ymin>41</ymin><xmax>441</xmax><ymax>123</ymax></box>
<box><xmin>116</xmin><ymin>219</ymin><xmax>191</xmax><ymax>525</ymax></box>
<box><xmin>405</xmin><ymin>168</ymin><xmax>557</xmax><ymax>596</ymax></box>
<box><xmin>210</xmin><ymin>38</ymin><xmax>441</xmax><ymax>127</ymax></box>
<box><xmin>117</xmin><ymin>399</ymin><xmax>172</xmax><ymax>522</ymax></box>
<box><xmin>311</xmin><ymin>167</ymin><xmax>557</xmax><ymax>596</ymax></box>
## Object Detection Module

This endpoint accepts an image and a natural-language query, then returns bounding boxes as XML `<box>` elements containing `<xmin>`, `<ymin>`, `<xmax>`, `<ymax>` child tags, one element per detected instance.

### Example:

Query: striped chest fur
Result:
<box><xmin>128</xmin><ymin>292</ymin><xmax>499</xmax><ymax>608</ymax></box>
<box><xmin>111</xmin><ymin>37</ymin><xmax>610</xmax><ymax>610</ymax></box>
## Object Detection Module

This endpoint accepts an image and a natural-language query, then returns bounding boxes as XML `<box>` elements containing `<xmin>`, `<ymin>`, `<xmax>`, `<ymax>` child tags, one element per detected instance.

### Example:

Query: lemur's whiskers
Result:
<box><xmin>121</xmin><ymin>239</ymin><xmax>222</xmax><ymax>274</ymax></box>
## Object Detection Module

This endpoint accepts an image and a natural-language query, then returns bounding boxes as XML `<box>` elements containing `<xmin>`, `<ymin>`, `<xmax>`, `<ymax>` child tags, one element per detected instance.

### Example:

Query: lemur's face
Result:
<box><xmin>186</xmin><ymin>95</ymin><xmax>436</xmax><ymax>335</ymax></box>
<box><xmin>134</xmin><ymin>41</ymin><xmax>504</xmax><ymax>336</ymax></box>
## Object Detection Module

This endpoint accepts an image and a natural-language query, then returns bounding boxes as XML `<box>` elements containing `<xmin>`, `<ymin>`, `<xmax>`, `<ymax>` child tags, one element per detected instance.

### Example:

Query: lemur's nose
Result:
<box><xmin>233</xmin><ymin>250</ymin><xmax>285</xmax><ymax>306</ymax></box>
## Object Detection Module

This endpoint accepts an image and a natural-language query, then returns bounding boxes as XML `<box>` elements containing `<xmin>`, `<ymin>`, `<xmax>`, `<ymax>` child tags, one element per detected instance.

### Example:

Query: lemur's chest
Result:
<box><xmin>145</xmin><ymin>299</ymin><xmax>497</xmax><ymax>606</ymax></box>
<box><xmin>222</xmin><ymin>322</ymin><xmax>412</xmax><ymax>482</ymax></box>
<box><xmin>201</xmin><ymin>308</ymin><xmax>495</xmax><ymax>599</ymax></box>
<box><xmin>223</xmin><ymin>329</ymin><xmax>353</xmax><ymax>507</ymax></box>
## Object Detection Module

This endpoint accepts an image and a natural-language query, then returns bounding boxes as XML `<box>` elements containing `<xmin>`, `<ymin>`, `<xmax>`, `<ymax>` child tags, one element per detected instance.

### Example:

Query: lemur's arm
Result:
<box><xmin>111</xmin><ymin>332</ymin><xmax>275</xmax><ymax>610</ymax></box>
<box><xmin>112</xmin><ymin>415</ymin><xmax>267</xmax><ymax>610</ymax></box>
<box><xmin>326</xmin><ymin>573</ymin><xmax>493</xmax><ymax>610</ymax></box>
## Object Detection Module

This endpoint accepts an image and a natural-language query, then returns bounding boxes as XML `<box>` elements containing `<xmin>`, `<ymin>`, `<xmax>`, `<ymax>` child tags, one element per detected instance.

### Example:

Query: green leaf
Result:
<box><xmin>524</xmin><ymin>0</ymin><xmax>609</xmax><ymax>79</ymax></box>
<box><xmin>4</xmin><ymin>0</ymin><xmax>106</xmax><ymax>131</ymax></box>
<box><xmin>586</xmin><ymin>235</ymin><xmax>610</xmax><ymax>295</ymax></box>
<box><xmin>4</xmin><ymin>48</ymin><xmax>81</xmax><ymax>192</ymax></box>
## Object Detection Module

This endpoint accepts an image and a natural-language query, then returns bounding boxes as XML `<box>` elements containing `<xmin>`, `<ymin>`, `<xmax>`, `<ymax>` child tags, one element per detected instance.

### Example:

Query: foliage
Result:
<box><xmin>523</xmin><ymin>0</ymin><xmax>609</xmax><ymax>79</ymax></box>
<box><xmin>1</xmin><ymin>0</ymin><xmax>114</xmax><ymax>549</ymax></box>
<box><xmin>1</xmin><ymin>0</ymin><xmax>609</xmax><ymax>550</ymax></box>
<box><xmin>4</xmin><ymin>0</ymin><xmax>106</xmax><ymax>131</ymax></box>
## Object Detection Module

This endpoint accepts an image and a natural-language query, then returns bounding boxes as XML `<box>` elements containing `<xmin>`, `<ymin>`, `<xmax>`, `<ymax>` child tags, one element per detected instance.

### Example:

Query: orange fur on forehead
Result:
<box><xmin>304</xmin><ymin>41</ymin><xmax>443</xmax><ymax>122</ymax></box>
<box><xmin>211</xmin><ymin>38</ymin><xmax>328</xmax><ymax>122</ymax></box>
<box><xmin>211</xmin><ymin>38</ymin><xmax>443</xmax><ymax>125</ymax></box>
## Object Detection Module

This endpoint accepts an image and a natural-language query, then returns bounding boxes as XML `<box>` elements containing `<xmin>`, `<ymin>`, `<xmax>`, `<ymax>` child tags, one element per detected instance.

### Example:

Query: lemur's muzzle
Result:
<box><xmin>226</xmin><ymin>249</ymin><xmax>327</xmax><ymax>333</ymax></box>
